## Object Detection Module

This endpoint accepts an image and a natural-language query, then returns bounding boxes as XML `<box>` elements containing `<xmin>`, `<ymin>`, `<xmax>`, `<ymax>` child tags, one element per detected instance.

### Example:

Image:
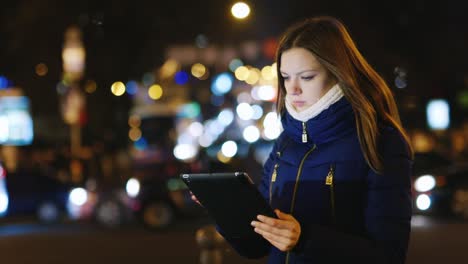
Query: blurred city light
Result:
<box><xmin>142</xmin><ymin>72</ymin><xmax>155</xmax><ymax>87</ymax></box>
<box><xmin>195</xmin><ymin>34</ymin><xmax>209</xmax><ymax>48</ymax></box>
<box><xmin>251</xmin><ymin>104</ymin><xmax>263</xmax><ymax>120</ymax></box>
<box><xmin>427</xmin><ymin>99</ymin><xmax>450</xmax><ymax>130</ymax></box>
<box><xmin>175</xmin><ymin>71</ymin><xmax>189</xmax><ymax>85</ymax></box>
<box><xmin>245</xmin><ymin>68</ymin><xmax>260</xmax><ymax>85</ymax></box>
<box><xmin>134</xmin><ymin>137</ymin><xmax>148</xmax><ymax>150</ymax></box>
<box><xmin>126</xmin><ymin>80</ymin><xmax>138</xmax><ymax>95</ymax></box>
<box><xmin>237</xmin><ymin>92</ymin><xmax>253</xmax><ymax>104</ymax></box>
<box><xmin>188</xmin><ymin>122</ymin><xmax>204</xmax><ymax>137</ymax></box>
<box><xmin>62</xmin><ymin>26</ymin><xmax>85</xmax><ymax>81</ymax></box>
<box><xmin>229</xmin><ymin>59</ymin><xmax>244</xmax><ymax>72</ymax></box>
<box><xmin>218</xmin><ymin>109</ymin><xmax>234</xmax><ymax>126</ymax></box>
<box><xmin>0</xmin><ymin>76</ymin><xmax>8</xmax><ymax>89</ymax></box>
<box><xmin>0</xmin><ymin>192</ymin><xmax>7</xmax><ymax>215</ymax></box>
<box><xmin>415</xmin><ymin>175</ymin><xmax>436</xmax><ymax>192</ymax></box>
<box><xmin>129</xmin><ymin>127</ymin><xmax>142</xmax><ymax>141</ymax></box>
<box><xmin>416</xmin><ymin>194</ymin><xmax>431</xmax><ymax>211</ymax></box>
<box><xmin>148</xmin><ymin>84</ymin><xmax>163</xmax><ymax>100</ymax></box>
<box><xmin>211</xmin><ymin>73</ymin><xmax>234</xmax><ymax>95</ymax></box>
<box><xmin>111</xmin><ymin>81</ymin><xmax>126</xmax><ymax>96</ymax></box>
<box><xmin>128</xmin><ymin>115</ymin><xmax>141</xmax><ymax>128</ymax></box>
<box><xmin>199</xmin><ymin>133</ymin><xmax>215</xmax><ymax>147</ymax></box>
<box><xmin>261</xmin><ymin>65</ymin><xmax>274</xmax><ymax>81</ymax></box>
<box><xmin>126</xmin><ymin>178</ymin><xmax>140</xmax><ymax>198</ymax></box>
<box><xmin>191</xmin><ymin>63</ymin><xmax>206</xmax><ymax>79</ymax></box>
<box><xmin>174</xmin><ymin>144</ymin><xmax>197</xmax><ymax>160</ymax></box>
<box><xmin>160</xmin><ymin>59</ymin><xmax>179</xmax><ymax>79</ymax></box>
<box><xmin>35</xmin><ymin>63</ymin><xmax>48</xmax><ymax>77</ymax></box>
<box><xmin>231</xmin><ymin>2</ymin><xmax>251</xmax><ymax>19</ymax></box>
<box><xmin>235</xmin><ymin>66</ymin><xmax>250</xmax><ymax>81</ymax></box>
<box><xmin>179</xmin><ymin>103</ymin><xmax>201</xmax><ymax>118</ymax></box>
<box><xmin>84</xmin><ymin>80</ymin><xmax>97</xmax><ymax>93</ymax></box>
<box><xmin>69</xmin><ymin>187</ymin><xmax>88</xmax><ymax>207</ymax></box>
<box><xmin>243</xmin><ymin>125</ymin><xmax>260</xmax><ymax>143</ymax></box>
<box><xmin>263</xmin><ymin>112</ymin><xmax>281</xmax><ymax>140</ymax></box>
<box><xmin>257</xmin><ymin>85</ymin><xmax>276</xmax><ymax>101</ymax></box>
<box><xmin>236</xmin><ymin>102</ymin><xmax>253</xmax><ymax>120</ymax></box>
<box><xmin>221</xmin><ymin>140</ymin><xmax>238</xmax><ymax>158</ymax></box>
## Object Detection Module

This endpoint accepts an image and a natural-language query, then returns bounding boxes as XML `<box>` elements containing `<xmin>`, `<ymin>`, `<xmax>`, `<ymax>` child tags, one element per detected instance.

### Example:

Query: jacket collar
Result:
<box><xmin>281</xmin><ymin>97</ymin><xmax>356</xmax><ymax>146</ymax></box>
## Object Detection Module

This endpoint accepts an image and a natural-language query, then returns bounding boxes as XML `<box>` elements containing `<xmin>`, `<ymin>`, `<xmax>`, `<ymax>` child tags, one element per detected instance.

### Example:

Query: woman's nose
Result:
<box><xmin>290</xmin><ymin>81</ymin><xmax>302</xmax><ymax>95</ymax></box>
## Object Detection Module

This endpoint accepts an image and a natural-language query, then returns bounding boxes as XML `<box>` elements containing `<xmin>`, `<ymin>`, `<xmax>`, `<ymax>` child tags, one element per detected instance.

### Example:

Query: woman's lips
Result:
<box><xmin>293</xmin><ymin>101</ymin><xmax>306</xmax><ymax>107</ymax></box>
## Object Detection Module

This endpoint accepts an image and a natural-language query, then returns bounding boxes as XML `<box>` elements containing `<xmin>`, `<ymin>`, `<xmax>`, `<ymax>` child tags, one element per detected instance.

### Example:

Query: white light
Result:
<box><xmin>177</xmin><ymin>132</ymin><xmax>194</xmax><ymax>145</ymax></box>
<box><xmin>231</xmin><ymin>2</ymin><xmax>250</xmax><ymax>19</ymax></box>
<box><xmin>126</xmin><ymin>178</ymin><xmax>141</xmax><ymax>198</ymax></box>
<box><xmin>211</xmin><ymin>73</ymin><xmax>233</xmax><ymax>95</ymax></box>
<box><xmin>0</xmin><ymin>115</ymin><xmax>9</xmax><ymax>143</ymax></box>
<box><xmin>0</xmin><ymin>192</ymin><xmax>8</xmax><ymax>215</ymax></box>
<box><xmin>427</xmin><ymin>99</ymin><xmax>450</xmax><ymax>130</ymax></box>
<box><xmin>205</xmin><ymin>119</ymin><xmax>225</xmax><ymax>136</ymax></box>
<box><xmin>251</xmin><ymin>105</ymin><xmax>263</xmax><ymax>120</ymax></box>
<box><xmin>257</xmin><ymin>85</ymin><xmax>276</xmax><ymax>101</ymax></box>
<box><xmin>69</xmin><ymin>188</ymin><xmax>88</xmax><ymax>207</ymax></box>
<box><xmin>199</xmin><ymin>134</ymin><xmax>215</xmax><ymax>147</ymax></box>
<box><xmin>174</xmin><ymin>144</ymin><xmax>197</xmax><ymax>160</ymax></box>
<box><xmin>416</xmin><ymin>194</ymin><xmax>431</xmax><ymax>211</ymax></box>
<box><xmin>236</xmin><ymin>103</ymin><xmax>253</xmax><ymax>120</ymax></box>
<box><xmin>188</xmin><ymin>122</ymin><xmax>204</xmax><ymax>137</ymax></box>
<box><xmin>243</xmin><ymin>125</ymin><xmax>260</xmax><ymax>143</ymax></box>
<box><xmin>218</xmin><ymin>109</ymin><xmax>234</xmax><ymax>127</ymax></box>
<box><xmin>221</xmin><ymin>141</ymin><xmax>238</xmax><ymax>158</ymax></box>
<box><xmin>414</xmin><ymin>175</ymin><xmax>436</xmax><ymax>192</ymax></box>
<box><xmin>263</xmin><ymin>112</ymin><xmax>281</xmax><ymax>140</ymax></box>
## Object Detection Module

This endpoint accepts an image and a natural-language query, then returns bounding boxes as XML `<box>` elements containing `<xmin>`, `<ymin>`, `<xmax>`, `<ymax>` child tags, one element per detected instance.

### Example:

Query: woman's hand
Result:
<box><xmin>251</xmin><ymin>209</ymin><xmax>301</xmax><ymax>252</ymax></box>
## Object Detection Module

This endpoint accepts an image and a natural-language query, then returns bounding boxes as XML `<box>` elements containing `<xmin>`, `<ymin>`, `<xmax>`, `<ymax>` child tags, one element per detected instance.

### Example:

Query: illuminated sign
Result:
<box><xmin>0</xmin><ymin>96</ymin><xmax>34</xmax><ymax>145</ymax></box>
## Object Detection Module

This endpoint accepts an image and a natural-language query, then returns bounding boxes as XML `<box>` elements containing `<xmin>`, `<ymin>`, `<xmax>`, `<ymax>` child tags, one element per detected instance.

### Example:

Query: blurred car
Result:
<box><xmin>412</xmin><ymin>152</ymin><xmax>468</xmax><ymax>219</ymax></box>
<box><xmin>0</xmin><ymin>161</ymin><xmax>91</xmax><ymax>222</ymax></box>
<box><xmin>123</xmin><ymin>160</ymin><xmax>204</xmax><ymax>230</ymax></box>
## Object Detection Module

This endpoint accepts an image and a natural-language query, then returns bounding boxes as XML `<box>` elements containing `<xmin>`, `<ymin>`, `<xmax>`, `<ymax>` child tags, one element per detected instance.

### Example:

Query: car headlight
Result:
<box><xmin>68</xmin><ymin>187</ymin><xmax>88</xmax><ymax>206</ymax></box>
<box><xmin>126</xmin><ymin>178</ymin><xmax>140</xmax><ymax>198</ymax></box>
<box><xmin>414</xmin><ymin>175</ymin><xmax>436</xmax><ymax>192</ymax></box>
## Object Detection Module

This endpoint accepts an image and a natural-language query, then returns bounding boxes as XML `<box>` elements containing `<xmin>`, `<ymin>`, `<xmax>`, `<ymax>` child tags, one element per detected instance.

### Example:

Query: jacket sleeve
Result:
<box><xmin>215</xmin><ymin>140</ymin><xmax>279</xmax><ymax>259</ymax></box>
<box><xmin>293</xmin><ymin>127</ymin><xmax>413</xmax><ymax>264</ymax></box>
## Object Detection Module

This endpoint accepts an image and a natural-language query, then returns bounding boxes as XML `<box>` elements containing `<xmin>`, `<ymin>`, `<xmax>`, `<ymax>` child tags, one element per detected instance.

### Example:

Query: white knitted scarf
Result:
<box><xmin>285</xmin><ymin>83</ymin><xmax>344</xmax><ymax>122</ymax></box>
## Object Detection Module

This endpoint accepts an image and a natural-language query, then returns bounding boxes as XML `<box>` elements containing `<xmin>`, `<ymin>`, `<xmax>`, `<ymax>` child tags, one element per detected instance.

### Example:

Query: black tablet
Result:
<box><xmin>180</xmin><ymin>172</ymin><xmax>276</xmax><ymax>239</ymax></box>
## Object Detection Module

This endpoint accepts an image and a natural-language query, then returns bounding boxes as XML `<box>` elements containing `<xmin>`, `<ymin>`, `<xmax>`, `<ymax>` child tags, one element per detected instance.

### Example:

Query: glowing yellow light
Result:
<box><xmin>261</xmin><ymin>65</ymin><xmax>274</xmax><ymax>81</ymax></box>
<box><xmin>231</xmin><ymin>2</ymin><xmax>251</xmax><ymax>19</ymax></box>
<box><xmin>111</xmin><ymin>81</ymin><xmax>126</xmax><ymax>96</ymax></box>
<box><xmin>246</xmin><ymin>68</ymin><xmax>260</xmax><ymax>85</ymax></box>
<box><xmin>271</xmin><ymin>62</ymin><xmax>278</xmax><ymax>78</ymax></box>
<box><xmin>191</xmin><ymin>63</ymin><xmax>206</xmax><ymax>79</ymax></box>
<box><xmin>148</xmin><ymin>84</ymin><xmax>163</xmax><ymax>100</ymax></box>
<box><xmin>35</xmin><ymin>63</ymin><xmax>48</xmax><ymax>76</ymax></box>
<box><xmin>235</xmin><ymin>66</ymin><xmax>250</xmax><ymax>81</ymax></box>
<box><xmin>217</xmin><ymin>151</ymin><xmax>231</xmax><ymax>164</ymax></box>
<box><xmin>129</xmin><ymin>127</ymin><xmax>142</xmax><ymax>141</ymax></box>
<box><xmin>160</xmin><ymin>59</ymin><xmax>179</xmax><ymax>79</ymax></box>
<box><xmin>85</xmin><ymin>80</ymin><xmax>97</xmax><ymax>93</ymax></box>
<box><xmin>128</xmin><ymin>115</ymin><xmax>141</xmax><ymax>128</ymax></box>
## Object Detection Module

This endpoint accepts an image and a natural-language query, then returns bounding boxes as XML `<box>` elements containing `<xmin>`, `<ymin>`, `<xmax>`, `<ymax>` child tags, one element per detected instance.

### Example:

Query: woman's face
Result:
<box><xmin>280</xmin><ymin>47</ymin><xmax>336</xmax><ymax>112</ymax></box>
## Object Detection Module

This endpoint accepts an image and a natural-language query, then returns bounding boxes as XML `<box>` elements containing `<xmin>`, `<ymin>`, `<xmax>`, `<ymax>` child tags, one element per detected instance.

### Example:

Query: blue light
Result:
<box><xmin>211</xmin><ymin>73</ymin><xmax>233</xmax><ymax>95</ymax></box>
<box><xmin>175</xmin><ymin>71</ymin><xmax>189</xmax><ymax>85</ymax></box>
<box><xmin>134</xmin><ymin>137</ymin><xmax>148</xmax><ymax>150</ymax></box>
<box><xmin>0</xmin><ymin>76</ymin><xmax>8</xmax><ymax>89</ymax></box>
<box><xmin>427</xmin><ymin>99</ymin><xmax>450</xmax><ymax>130</ymax></box>
<box><xmin>126</xmin><ymin>80</ymin><xmax>138</xmax><ymax>95</ymax></box>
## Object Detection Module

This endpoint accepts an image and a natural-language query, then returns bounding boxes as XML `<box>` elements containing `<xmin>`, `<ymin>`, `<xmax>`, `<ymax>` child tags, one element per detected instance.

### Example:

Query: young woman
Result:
<box><xmin>245</xmin><ymin>16</ymin><xmax>414</xmax><ymax>263</ymax></box>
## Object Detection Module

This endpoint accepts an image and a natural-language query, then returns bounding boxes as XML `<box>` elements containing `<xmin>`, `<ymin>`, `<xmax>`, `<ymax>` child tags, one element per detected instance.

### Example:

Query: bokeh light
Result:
<box><xmin>211</xmin><ymin>73</ymin><xmax>233</xmax><ymax>95</ymax></box>
<box><xmin>35</xmin><ymin>63</ymin><xmax>48</xmax><ymax>77</ymax></box>
<box><xmin>111</xmin><ymin>81</ymin><xmax>126</xmax><ymax>96</ymax></box>
<box><xmin>221</xmin><ymin>141</ymin><xmax>238</xmax><ymax>158</ymax></box>
<box><xmin>148</xmin><ymin>84</ymin><xmax>163</xmax><ymax>100</ymax></box>
<box><xmin>243</xmin><ymin>125</ymin><xmax>260</xmax><ymax>143</ymax></box>
<box><xmin>231</xmin><ymin>2</ymin><xmax>251</xmax><ymax>19</ymax></box>
<box><xmin>84</xmin><ymin>80</ymin><xmax>97</xmax><ymax>93</ymax></box>
<box><xmin>191</xmin><ymin>63</ymin><xmax>206</xmax><ymax>79</ymax></box>
<box><xmin>236</xmin><ymin>103</ymin><xmax>253</xmax><ymax>120</ymax></box>
<box><xmin>235</xmin><ymin>66</ymin><xmax>250</xmax><ymax>81</ymax></box>
<box><xmin>218</xmin><ymin>109</ymin><xmax>234</xmax><ymax>127</ymax></box>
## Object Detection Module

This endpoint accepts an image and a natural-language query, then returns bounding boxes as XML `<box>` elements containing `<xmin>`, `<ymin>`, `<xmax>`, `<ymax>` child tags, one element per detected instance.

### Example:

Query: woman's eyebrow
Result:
<box><xmin>280</xmin><ymin>69</ymin><xmax>318</xmax><ymax>75</ymax></box>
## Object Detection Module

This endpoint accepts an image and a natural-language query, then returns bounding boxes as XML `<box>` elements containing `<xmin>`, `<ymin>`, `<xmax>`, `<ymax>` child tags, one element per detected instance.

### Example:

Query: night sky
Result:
<box><xmin>1</xmin><ymin>0</ymin><xmax>467</xmax><ymax>142</ymax></box>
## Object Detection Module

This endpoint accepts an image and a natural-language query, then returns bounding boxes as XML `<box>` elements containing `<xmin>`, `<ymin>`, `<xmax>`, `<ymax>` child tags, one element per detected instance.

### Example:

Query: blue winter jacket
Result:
<box><xmin>224</xmin><ymin>97</ymin><xmax>413</xmax><ymax>264</ymax></box>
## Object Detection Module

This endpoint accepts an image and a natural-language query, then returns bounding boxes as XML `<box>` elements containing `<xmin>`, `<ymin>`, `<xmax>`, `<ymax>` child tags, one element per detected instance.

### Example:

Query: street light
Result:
<box><xmin>62</xmin><ymin>25</ymin><xmax>86</xmax><ymax>183</ymax></box>
<box><xmin>231</xmin><ymin>2</ymin><xmax>251</xmax><ymax>20</ymax></box>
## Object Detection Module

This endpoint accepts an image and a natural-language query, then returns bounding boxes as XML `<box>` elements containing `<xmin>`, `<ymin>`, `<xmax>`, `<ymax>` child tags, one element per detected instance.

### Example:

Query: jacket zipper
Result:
<box><xmin>285</xmin><ymin>144</ymin><xmax>317</xmax><ymax>264</ymax></box>
<box><xmin>325</xmin><ymin>164</ymin><xmax>336</xmax><ymax>224</ymax></box>
<box><xmin>269</xmin><ymin>153</ymin><xmax>280</xmax><ymax>205</ymax></box>
<box><xmin>302</xmin><ymin>122</ymin><xmax>307</xmax><ymax>143</ymax></box>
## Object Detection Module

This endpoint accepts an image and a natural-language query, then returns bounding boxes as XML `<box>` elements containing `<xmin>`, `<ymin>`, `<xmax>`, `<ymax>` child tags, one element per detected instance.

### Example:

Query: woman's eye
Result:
<box><xmin>282</xmin><ymin>76</ymin><xmax>289</xmax><ymax>80</ymax></box>
<box><xmin>301</xmin><ymin>76</ymin><xmax>315</xmax><ymax>80</ymax></box>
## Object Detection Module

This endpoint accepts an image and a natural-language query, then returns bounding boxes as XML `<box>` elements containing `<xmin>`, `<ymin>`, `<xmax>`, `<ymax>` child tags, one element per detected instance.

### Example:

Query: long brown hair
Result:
<box><xmin>275</xmin><ymin>16</ymin><xmax>413</xmax><ymax>173</ymax></box>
